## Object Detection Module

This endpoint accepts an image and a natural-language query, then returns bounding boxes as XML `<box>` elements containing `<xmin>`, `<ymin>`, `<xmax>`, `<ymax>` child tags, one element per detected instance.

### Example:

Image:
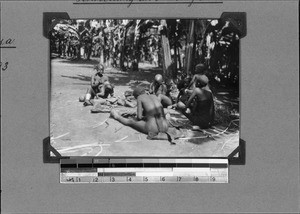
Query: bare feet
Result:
<box><xmin>110</xmin><ymin>109</ymin><xmax>119</xmax><ymax>119</ymax></box>
<box><xmin>83</xmin><ymin>100</ymin><xmax>93</xmax><ymax>106</ymax></box>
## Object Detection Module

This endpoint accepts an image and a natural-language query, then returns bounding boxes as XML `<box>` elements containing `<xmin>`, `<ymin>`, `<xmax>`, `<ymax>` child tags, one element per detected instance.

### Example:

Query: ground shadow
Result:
<box><xmin>72</xmin><ymin>83</ymin><xmax>91</xmax><ymax>86</ymax></box>
<box><xmin>108</xmin><ymin>67</ymin><xmax>162</xmax><ymax>90</ymax></box>
<box><xmin>57</xmin><ymin>63</ymin><xmax>162</xmax><ymax>91</ymax></box>
<box><xmin>61</xmin><ymin>74</ymin><xmax>91</xmax><ymax>82</ymax></box>
<box><xmin>55</xmin><ymin>58</ymin><xmax>100</xmax><ymax>65</ymax></box>
<box><xmin>187</xmin><ymin>137</ymin><xmax>213</xmax><ymax>145</ymax></box>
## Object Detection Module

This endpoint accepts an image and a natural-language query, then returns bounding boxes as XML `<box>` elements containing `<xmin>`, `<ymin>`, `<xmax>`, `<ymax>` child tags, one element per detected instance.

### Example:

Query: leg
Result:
<box><xmin>94</xmin><ymin>98</ymin><xmax>106</xmax><ymax>104</ymax></box>
<box><xmin>84</xmin><ymin>87</ymin><xmax>97</xmax><ymax>106</ymax></box>
<box><xmin>103</xmin><ymin>86</ymin><xmax>114</xmax><ymax>99</ymax></box>
<box><xmin>110</xmin><ymin>109</ymin><xmax>148</xmax><ymax>134</ymax></box>
<box><xmin>117</xmin><ymin>98</ymin><xmax>125</xmax><ymax>106</ymax></box>
<box><xmin>114</xmin><ymin>113</ymin><xmax>170</xmax><ymax>141</ymax></box>
<box><xmin>124</xmin><ymin>100</ymin><xmax>137</xmax><ymax>108</ymax></box>
<box><xmin>85</xmin><ymin>87</ymin><xmax>96</xmax><ymax>101</ymax></box>
<box><xmin>96</xmin><ymin>85</ymin><xmax>106</xmax><ymax>98</ymax></box>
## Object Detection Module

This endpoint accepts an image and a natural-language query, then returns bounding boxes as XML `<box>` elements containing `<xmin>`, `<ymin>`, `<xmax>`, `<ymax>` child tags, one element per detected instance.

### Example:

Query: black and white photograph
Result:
<box><xmin>49</xmin><ymin>18</ymin><xmax>240</xmax><ymax>157</ymax></box>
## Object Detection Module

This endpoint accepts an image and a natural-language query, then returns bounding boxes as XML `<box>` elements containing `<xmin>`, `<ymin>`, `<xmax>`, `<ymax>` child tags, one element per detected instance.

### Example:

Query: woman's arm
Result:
<box><xmin>136</xmin><ymin>97</ymin><xmax>144</xmax><ymax>121</ymax></box>
<box><xmin>187</xmin><ymin>75</ymin><xmax>196</xmax><ymax>89</ymax></box>
<box><xmin>186</xmin><ymin>88</ymin><xmax>202</xmax><ymax>108</ymax></box>
<box><xmin>149</xmin><ymin>82</ymin><xmax>154</xmax><ymax>94</ymax></box>
<box><xmin>96</xmin><ymin>85</ymin><xmax>106</xmax><ymax>98</ymax></box>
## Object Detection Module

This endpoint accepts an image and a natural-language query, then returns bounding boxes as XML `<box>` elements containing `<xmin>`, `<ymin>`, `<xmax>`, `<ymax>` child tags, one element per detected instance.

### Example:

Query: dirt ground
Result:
<box><xmin>50</xmin><ymin>57</ymin><xmax>239</xmax><ymax>157</ymax></box>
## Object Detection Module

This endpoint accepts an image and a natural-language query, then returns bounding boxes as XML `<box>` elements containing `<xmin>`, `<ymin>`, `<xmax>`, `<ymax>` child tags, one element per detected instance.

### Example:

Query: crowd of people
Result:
<box><xmin>79</xmin><ymin>63</ymin><xmax>215</xmax><ymax>141</ymax></box>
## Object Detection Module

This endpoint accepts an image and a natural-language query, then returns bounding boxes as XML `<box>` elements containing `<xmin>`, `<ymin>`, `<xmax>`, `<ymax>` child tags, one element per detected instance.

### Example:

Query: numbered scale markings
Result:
<box><xmin>60</xmin><ymin>158</ymin><xmax>228</xmax><ymax>183</ymax></box>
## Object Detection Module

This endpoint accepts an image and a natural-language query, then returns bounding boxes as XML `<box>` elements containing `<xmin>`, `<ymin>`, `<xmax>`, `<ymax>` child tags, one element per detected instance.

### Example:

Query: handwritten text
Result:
<box><xmin>0</xmin><ymin>61</ymin><xmax>9</xmax><ymax>71</ymax></box>
<box><xmin>0</xmin><ymin>38</ymin><xmax>15</xmax><ymax>47</ymax></box>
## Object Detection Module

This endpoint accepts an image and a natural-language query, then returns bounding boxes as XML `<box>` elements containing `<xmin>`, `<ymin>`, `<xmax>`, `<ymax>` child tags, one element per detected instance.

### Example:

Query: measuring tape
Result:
<box><xmin>60</xmin><ymin>158</ymin><xmax>228</xmax><ymax>183</ymax></box>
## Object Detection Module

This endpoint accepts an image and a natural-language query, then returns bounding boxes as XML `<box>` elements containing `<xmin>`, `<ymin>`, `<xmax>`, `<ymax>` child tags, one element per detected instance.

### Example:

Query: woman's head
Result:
<box><xmin>154</xmin><ymin>74</ymin><xmax>163</xmax><ymax>85</ymax></box>
<box><xmin>94</xmin><ymin>64</ymin><xmax>104</xmax><ymax>74</ymax></box>
<box><xmin>195</xmin><ymin>74</ymin><xmax>209</xmax><ymax>88</ymax></box>
<box><xmin>133</xmin><ymin>87</ymin><xmax>146</xmax><ymax>99</ymax></box>
<box><xmin>194</xmin><ymin>63</ymin><xmax>207</xmax><ymax>75</ymax></box>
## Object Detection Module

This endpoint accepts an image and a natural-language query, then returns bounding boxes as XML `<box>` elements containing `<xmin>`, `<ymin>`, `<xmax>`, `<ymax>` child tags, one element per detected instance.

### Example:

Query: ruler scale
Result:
<box><xmin>60</xmin><ymin>158</ymin><xmax>228</xmax><ymax>183</ymax></box>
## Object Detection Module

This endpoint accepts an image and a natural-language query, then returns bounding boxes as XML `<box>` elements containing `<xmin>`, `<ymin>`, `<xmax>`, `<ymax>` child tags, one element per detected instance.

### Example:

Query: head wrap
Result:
<box><xmin>154</xmin><ymin>74</ymin><xmax>163</xmax><ymax>84</ymax></box>
<box><xmin>133</xmin><ymin>87</ymin><xmax>146</xmax><ymax>98</ymax></box>
<box><xmin>194</xmin><ymin>64</ymin><xmax>207</xmax><ymax>75</ymax></box>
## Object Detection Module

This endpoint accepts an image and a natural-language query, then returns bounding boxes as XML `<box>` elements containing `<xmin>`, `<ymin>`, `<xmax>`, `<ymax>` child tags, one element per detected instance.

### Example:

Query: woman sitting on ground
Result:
<box><xmin>177</xmin><ymin>75</ymin><xmax>215</xmax><ymax>129</ymax></box>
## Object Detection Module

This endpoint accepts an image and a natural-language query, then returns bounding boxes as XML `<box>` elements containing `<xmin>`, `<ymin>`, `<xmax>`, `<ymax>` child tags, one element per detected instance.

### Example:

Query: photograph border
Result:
<box><xmin>43</xmin><ymin>11</ymin><xmax>246</xmax><ymax>164</ymax></box>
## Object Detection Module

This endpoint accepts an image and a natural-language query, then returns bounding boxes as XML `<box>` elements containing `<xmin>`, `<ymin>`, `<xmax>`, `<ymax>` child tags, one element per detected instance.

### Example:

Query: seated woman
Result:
<box><xmin>149</xmin><ymin>74</ymin><xmax>167</xmax><ymax>95</ymax></box>
<box><xmin>80</xmin><ymin>64</ymin><xmax>110</xmax><ymax>106</ymax></box>
<box><xmin>110</xmin><ymin>87</ymin><xmax>170</xmax><ymax>140</ymax></box>
<box><xmin>176</xmin><ymin>64</ymin><xmax>210</xmax><ymax>109</ymax></box>
<box><xmin>184</xmin><ymin>64</ymin><xmax>210</xmax><ymax>93</ymax></box>
<box><xmin>149</xmin><ymin>74</ymin><xmax>172</xmax><ymax>108</ymax></box>
<box><xmin>177</xmin><ymin>75</ymin><xmax>215</xmax><ymax>129</ymax></box>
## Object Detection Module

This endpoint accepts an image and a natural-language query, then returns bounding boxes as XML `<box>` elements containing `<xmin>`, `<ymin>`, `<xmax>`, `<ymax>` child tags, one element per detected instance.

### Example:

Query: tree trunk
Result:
<box><xmin>177</xmin><ymin>46</ymin><xmax>182</xmax><ymax>70</ymax></box>
<box><xmin>131</xmin><ymin>20</ymin><xmax>141</xmax><ymax>71</ymax></box>
<box><xmin>160</xmin><ymin>20</ymin><xmax>172</xmax><ymax>80</ymax></box>
<box><xmin>192</xmin><ymin>23</ymin><xmax>197</xmax><ymax>70</ymax></box>
<box><xmin>198</xmin><ymin>20</ymin><xmax>209</xmax><ymax>64</ymax></box>
<box><xmin>99</xmin><ymin>31</ymin><xmax>105</xmax><ymax>65</ymax></box>
<box><xmin>185</xmin><ymin>20</ymin><xmax>195</xmax><ymax>76</ymax></box>
<box><xmin>108</xmin><ymin>32</ymin><xmax>114</xmax><ymax>67</ymax></box>
<box><xmin>173</xmin><ymin>43</ymin><xmax>178</xmax><ymax>79</ymax></box>
<box><xmin>119</xmin><ymin>27</ymin><xmax>127</xmax><ymax>71</ymax></box>
<box><xmin>99</xmin><ymin>46</ymin><xmax>104</xmax><ymax>65</ymax></box>
<box><xmin>77</xmin><ymin>43</ymin><xmax>81</xmax><ymax>60</ymax></box>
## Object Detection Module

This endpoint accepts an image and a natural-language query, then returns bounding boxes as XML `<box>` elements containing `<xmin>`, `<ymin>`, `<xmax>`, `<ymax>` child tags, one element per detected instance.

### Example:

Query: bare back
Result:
<box><xmin>138</xmin><ymin>94</ymin><xmax>164</xmax><ymax>118</ymax></box>
<box><xmin>192</xmin><ymin>88</ymin><xmax>215</xmax><ymax>127</ymax></box>
<box><xmin>137</xmin><ymin>94</ymin><xmax>168</xmax><ymax>134</ymax></box>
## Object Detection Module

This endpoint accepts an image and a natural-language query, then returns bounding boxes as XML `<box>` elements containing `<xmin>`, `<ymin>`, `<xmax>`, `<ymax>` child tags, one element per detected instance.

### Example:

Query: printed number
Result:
<box><xmin>0</xmin><ymin>61</ymin><xmax>9</xmax><ymax>71</ymax></box>
<box><xmin>127</xmin><ymin>177</ymin><xmax>132</xmax><ymax>182</ymax></box>
<box><xmin>144</xmin><ymin>177</ymin><xmax>148</xmax><ymax>182</ymax></box>
<box><xmin>161</xmin><ymin>177</ymin><xmax>165</xmax><ymax>182</ymax></box>
<box><xmin>177</xmin><ymin>177</ymin><xmax>182</xmax><ymax>181</ymax></box>
<box><xmin>195</xmin><ymin>177</ymin><xmax>199</xmax><ymax>181</ymax></box>
<box><xmin>111</xmin><ymin>177</ymin><xmax>115</xmax><ymax>182</ymax></box>
<box><xmin>67</xmin><ymin>177</ymin><xmax>74</xmax><ymax>182</ymax></box>
<box><xmin>210</xmin><ymin>176</ymin><xmax>216</xmax><ymax>182</ymax></box>
<box><xmin>93</xmin><ymin>177</ymin><xmax>98</xmax><ymax>182</ymax></box>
